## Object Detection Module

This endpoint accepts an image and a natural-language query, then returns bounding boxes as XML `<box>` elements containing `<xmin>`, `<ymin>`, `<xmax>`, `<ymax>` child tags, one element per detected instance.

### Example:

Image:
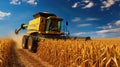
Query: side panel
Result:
<box><xmin>27</xmin><ymin>17</ymin><xmax>41</xmax><ymax>34</ymax></box>
<box><xmin>39</xmin><ymin>17</ymin><xmax>47</xmax><ymax>32</ymax></box>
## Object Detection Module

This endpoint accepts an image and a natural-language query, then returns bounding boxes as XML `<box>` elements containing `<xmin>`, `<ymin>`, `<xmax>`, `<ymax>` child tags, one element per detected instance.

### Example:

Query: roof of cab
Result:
<box><xmin>33</xmin><ymin>12</ymin><xmax>57</xmax><ymax>18</ymax></box>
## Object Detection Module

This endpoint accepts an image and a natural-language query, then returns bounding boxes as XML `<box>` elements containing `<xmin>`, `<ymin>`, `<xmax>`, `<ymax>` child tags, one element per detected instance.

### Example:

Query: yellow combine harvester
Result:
<box><xmin>15</xmin><ymin>12</ymin><xmax>66</xmax><ymax>52</ymax></box>
<box><xmin>15</xmin><ymin>12</ymin><xmax>91</xmax><ymax>53</ymax></box>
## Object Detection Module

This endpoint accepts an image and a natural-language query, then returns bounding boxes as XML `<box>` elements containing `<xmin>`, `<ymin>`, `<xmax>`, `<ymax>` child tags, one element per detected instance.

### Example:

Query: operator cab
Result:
<box><xmin>46</xmin><ymin>17</ymin><xmax>63</xmax><ymax>32</ymax></box>
<box><xmin>32</xmin><ymin>12</ymin><xmax>63</xmax><ymax>35</ymax></box>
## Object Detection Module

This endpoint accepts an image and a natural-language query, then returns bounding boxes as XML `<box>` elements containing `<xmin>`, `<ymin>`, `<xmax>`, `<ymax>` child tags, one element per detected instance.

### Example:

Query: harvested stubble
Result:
<box><xmin>0</xmin><ymin>39</ymin><xmax>14</xmax><ymax>67</ymax></box>
<box><xmin>37</xmin><ymin>38</ymin><xmax>120</xmax><ymax>67</ymax></box>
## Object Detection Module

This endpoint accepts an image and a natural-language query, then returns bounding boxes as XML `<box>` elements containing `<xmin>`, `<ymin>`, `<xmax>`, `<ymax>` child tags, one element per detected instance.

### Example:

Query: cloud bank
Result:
<box><xmin>71</xmin><ymin>0</ymin><xmax>120</xmax><ymax>10</ymax></box>
<box><xmin>73</xmin><ymin>20</ymin><xmax>120</xmax><ymax>38</ymax></box>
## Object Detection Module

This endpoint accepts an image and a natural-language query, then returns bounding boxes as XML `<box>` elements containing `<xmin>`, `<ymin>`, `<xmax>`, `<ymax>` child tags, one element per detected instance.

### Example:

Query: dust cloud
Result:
<box><xmin>9</xmin><ymin>32</ymin><xmax>26</xmax><ymax>49</ymax></box>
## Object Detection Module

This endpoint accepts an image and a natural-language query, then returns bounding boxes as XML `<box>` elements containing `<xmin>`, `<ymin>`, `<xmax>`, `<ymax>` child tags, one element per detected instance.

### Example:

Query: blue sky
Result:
<box><xmin>0</xmin><ymin>0</ymin><xmax>120</xmax><ymax>38</ymax></box>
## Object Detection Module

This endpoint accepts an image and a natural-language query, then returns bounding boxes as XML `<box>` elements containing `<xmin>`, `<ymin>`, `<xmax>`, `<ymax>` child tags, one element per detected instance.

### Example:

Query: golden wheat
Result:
<box><xmin>0</xmin><ymin>39</ymin><xmax>14</xmax><ymax>67</ymax></box>
<box><xmin>37</xmin><ymin>38</ymin><xmax>120</xmax><ymax>67</ymax></box>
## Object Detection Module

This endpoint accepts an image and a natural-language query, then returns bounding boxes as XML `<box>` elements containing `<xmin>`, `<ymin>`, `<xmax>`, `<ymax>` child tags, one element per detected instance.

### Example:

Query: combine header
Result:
<box><xmin>15</xmin><ymin>12</ymin><xmax>91</xmax><ymax>52</ymax></box>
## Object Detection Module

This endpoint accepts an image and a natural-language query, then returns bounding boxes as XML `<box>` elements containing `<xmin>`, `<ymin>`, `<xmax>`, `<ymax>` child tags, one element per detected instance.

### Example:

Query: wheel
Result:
<box><xmin>32</xmin><ymin>42</ymin><xmax>38</xmax><ymax>53</ymax></box>
<box><xmin>28</xmin><ymin>36</ymin><xmax>38</xmax><ymax>53</ymax></box>
<box><xmin>28</xmin><ymin>36</ymin><xmax>33</xmax><ymax>51</ymax></box>
<box><xmin>22</xmin><ymin>35</ymin><xmax>28</xmax><ymax>49</ymax></box>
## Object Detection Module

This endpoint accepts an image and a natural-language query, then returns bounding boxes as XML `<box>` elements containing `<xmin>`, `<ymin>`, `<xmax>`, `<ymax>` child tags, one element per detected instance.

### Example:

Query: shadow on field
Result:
<box><xmin>8</xmin><ymin>41</ymin><xmax>25</xmax><ymax>67</ymax></box>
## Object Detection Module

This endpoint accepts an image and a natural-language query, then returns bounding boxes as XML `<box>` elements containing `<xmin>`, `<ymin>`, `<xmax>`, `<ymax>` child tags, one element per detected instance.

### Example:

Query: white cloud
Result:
<box><xmin>96</xmin><ymin>28</ymin><xmax>120</xmax><ymax>37</ymax></box>
<box><xmin>73</xmin><ymin>32</ymin><xmax>87</xmax><ymax>36</ymax></box>
<box><xmin>70</xmin><ymin>0</ymin><xmax>119</xmax><ymax>10</ymax></box>
<box><xmin>71</xmin><ymin>17</ymin><xmax>81</xmax><ymax>22</ymax></box>
<box><xmin>96</xmin><ymin>29</ymin><xmax>109</xmax><ymax>34</ymax></box>
<box><xmin>72</xmin><ymin>17</ymin><xmax>99</xmax><ymax>22</ymax></box>
<box><xmin>77</xmin><ymin>23</ymin><xmax>91</xmax><ymax>27</ymax></box>
<box><xmin>97</xmin><ymin>23</ymin><xmax>112</xmax><ymax>29</ymax></box>
<box><xmin>72</xmin><ymin>19</ymin><xmax>120</xmax><ymax>37</ymax></box>
<box><xmin>82</xmin><ymin>0</ymin><xmax>90</xmax><ymax>3</ymax></box>
<box><xmin>115</xmin><ymin>20</ymin><xmax>120</xmax><ymax>26</ymax></box>
<box><xmin>0</xmin><ymin>11</ymin><xmax>11</xmax><ymax>20</ymax></box>
<box><xmin>71</xmin><ymin>0</ymin><xmax>94</xmax><ymax>9</ymax></box>
<box><xmin>72</xmin><ymin>2</ymin><xmax>80</xmax><ymax>8</ymax></box>
<box><xmin>10</xmin><ymin>0</ymin><xmax>21</xmax><ymax>5</ymax></box>
<box><xmin>97</xmin><ymin>20</ymin><xmax>120</xmax><ymax>30</ymax></box>
<box><xmin>10</xmin><ymin>0</ymin><xmax>37</xmax><ymax>5</ymax></box>
<box><xmin>26</xmin><ymin>0</ymin><xmax>37</xmax><ymax>5</ymax></box>
<box><xmin>96</xmin><ymin>20</ymin><xmax>120</xmax><ymax>37</ymax></box>
<box><xmin>73</xmin><ymin>27</ymin><xmax>120</xmax><ymax>37</ymax></box>
<box><xmin>72</xmin><ymin>31</ymin><xmax>94</xmax><ymax>36</ymax></box>
<box><xmin>73</xmin><ymin>19</ymin><xmax>120</xmax><ymax>37</ymax></box>
<box><xmin>82</xmin><ymin>2</ymin><xmax>94</xmax><ymax>9</ymax></box>
<box><xmin>101</xmin><ymin>0</ymin><xmax>116</xmax><ymax>9</ymax></box>
<box><xmin>86</xmin><ymin>18</ymin><xmax>99</xmax><ymax>21</ymax></box>
<box><xmin>97</xmin><ymin>25</ymin><xmax>112</xmax><ymax>29</ymax></box>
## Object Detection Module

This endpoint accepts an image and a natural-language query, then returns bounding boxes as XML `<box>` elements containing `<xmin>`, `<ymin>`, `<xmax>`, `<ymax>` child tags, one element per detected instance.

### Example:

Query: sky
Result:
<box><xmin>0</xmin><ymin>0</ymin><xmax>120</xmax><ymax>38</ymax></box>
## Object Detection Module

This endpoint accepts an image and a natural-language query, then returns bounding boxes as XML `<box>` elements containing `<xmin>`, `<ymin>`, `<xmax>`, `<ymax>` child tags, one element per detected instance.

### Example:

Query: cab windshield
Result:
<box><xmin>46</xmin><ymin>19</ymin><xmax>62</xmax><ymax>32</ymax></box>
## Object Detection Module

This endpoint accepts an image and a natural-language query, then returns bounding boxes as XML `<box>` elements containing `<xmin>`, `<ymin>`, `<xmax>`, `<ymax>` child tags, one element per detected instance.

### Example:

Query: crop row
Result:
<box><xmin>37</xmin><ymin>38</ymin><xmax>120</xmax><ymax>67</ymax></box>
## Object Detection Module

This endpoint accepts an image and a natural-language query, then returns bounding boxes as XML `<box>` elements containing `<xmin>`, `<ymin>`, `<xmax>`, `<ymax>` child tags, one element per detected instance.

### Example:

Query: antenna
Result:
<box><xmin>65</xmin><ymin>21</ymin><xmax>70</xmax><ymax>36</ymax></box>
<box><xmin>66</xmin><ymin>21</ymin><xmax>68</xmax><ymax>26</ymax></box>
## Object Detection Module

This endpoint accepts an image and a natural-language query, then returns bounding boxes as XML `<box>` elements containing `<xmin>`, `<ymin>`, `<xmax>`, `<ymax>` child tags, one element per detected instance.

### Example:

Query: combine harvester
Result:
<box><xmin>15</xmin><ymin>12</ymin><xmax>91</xmax><ymax>52</ymax></box>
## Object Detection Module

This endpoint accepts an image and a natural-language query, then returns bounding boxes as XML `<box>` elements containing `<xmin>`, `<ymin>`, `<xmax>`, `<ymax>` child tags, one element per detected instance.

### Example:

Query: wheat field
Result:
<box><xmin>0</xmin><ymin>39</ymin><xmax>14</xmax><ymax>67</ymax></box>
<box><xmin>37</xmin><ymin>38</ymin><xmax>120</xmax><ymax>67</ymax></box>
<box><xmin>0</xmin><ymin>38</ymin><xmax>120</xmax><ymax>67</ymax></box>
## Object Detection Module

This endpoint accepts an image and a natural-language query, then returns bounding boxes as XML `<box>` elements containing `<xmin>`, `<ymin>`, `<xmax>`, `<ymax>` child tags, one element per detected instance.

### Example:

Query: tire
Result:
<box><xmin>28</xmin><ymin>36</ymin><xmax>33</xmax><ymax>51</ymax></box>
<box><xmin>28</xmin><ymin>36</ymin><xmax>38</xmax><ymax>53</ymax></box>
<box><xmin>32</xmin><ymin>42</ymin><xmax>38</xmax><ymax>53</ymax></box>
<box><xmin>22</xmin><ymin>35</ymin><xmax>28</xmax><ymax>49</ymax></box>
